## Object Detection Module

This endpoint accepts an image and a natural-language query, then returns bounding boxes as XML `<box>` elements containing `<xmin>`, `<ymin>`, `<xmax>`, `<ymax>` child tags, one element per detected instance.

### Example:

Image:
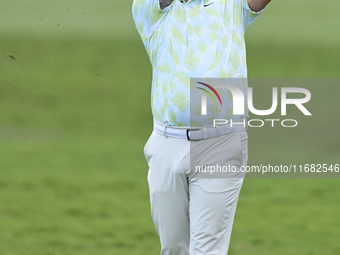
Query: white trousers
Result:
<box><xmin>144</xmin><ymin>130</ymin><xmax>248</xmax><ymax>255</ymax></box>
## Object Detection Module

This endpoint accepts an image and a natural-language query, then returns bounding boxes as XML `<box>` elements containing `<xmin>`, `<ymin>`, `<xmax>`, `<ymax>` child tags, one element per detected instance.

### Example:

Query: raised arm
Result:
<box><xmin>247</xmin><ymin>0</ymin><xmax>271</xmax><ymax>12</ymax></box>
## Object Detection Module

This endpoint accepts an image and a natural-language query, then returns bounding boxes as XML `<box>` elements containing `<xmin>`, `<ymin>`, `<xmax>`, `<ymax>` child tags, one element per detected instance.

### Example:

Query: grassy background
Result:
<box><xmin>0</xmin><ymin>0</ymin><xmax>339</xmax><ymax>254</ymax></box>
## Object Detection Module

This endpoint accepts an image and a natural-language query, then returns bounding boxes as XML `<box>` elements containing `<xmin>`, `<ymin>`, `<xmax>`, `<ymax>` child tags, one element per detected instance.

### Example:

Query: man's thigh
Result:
<box><xmin>189</xmin><ymin>178</ymin><xmax>244</xmax><ymax>254</ymax></box>
<box><xmin>188</xmin><ymin>131</ymin><xmax>248</xmax><ymax>254</ymax></box>
<box><xmin>144</xmin><ymin>132</ymin><xmax>191</xmax><ymax>254</ymax></box>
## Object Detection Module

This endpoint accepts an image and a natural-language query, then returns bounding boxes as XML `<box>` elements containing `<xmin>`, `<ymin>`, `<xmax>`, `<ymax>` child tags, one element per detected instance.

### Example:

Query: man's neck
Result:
<box><xmin>160</xmin><ymin>0</ymin><xmax>189</xmax><ymax>10</ymax></box>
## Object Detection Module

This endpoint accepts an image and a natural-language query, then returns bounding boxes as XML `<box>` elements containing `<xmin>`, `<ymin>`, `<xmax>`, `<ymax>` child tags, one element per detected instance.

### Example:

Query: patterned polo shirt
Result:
<box><xmin>132</xmin><ymin>0</ymin><xmax>263</xmax><ymax>127</ymax></box>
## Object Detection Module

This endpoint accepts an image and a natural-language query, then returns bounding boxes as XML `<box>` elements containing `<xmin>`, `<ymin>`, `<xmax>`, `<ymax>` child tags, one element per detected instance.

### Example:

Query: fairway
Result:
<box><xmin>0</xmin><ymin>0</ymin><xmax>339</xmax><ymax>254</ymax></box>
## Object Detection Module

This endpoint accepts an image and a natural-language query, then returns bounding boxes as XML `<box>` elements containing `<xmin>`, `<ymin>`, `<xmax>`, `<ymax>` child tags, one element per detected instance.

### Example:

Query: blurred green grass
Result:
<box><xmin>0</xmin><ymin>0</ymin><xmax>339</xmax><ymax>254</ymax></box>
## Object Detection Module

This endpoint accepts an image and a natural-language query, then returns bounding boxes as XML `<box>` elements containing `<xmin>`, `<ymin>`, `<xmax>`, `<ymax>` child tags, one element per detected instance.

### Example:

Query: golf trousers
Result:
<box><xmin>144</xmin><ymin>128</ymin><xmax>248</xmax><ymax>255</ymax></box>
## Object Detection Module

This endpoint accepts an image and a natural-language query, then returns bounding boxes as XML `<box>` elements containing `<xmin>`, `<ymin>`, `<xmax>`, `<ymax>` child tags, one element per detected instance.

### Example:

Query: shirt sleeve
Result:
<box><xmin>132</xmin><ymin>0</ymin><xmax>170</xmax><ymax>39</ymax></box>
<box><xmin>242</xmin><ymin>0</ymin><xmax>265</xmax><ymax>30</ymax></box>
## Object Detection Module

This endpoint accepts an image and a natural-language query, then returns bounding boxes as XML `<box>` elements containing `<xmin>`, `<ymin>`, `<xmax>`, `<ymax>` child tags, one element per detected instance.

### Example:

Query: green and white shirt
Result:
<box><xmin>132</xmin><ymin>0</ymin><xmax>262</xmax><ymax>127</ymax></box>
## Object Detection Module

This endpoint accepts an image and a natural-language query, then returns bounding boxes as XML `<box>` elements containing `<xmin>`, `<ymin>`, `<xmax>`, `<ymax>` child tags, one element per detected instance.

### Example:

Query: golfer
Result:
<box><xmin>132</xmin><ymin>0</ymin><xmax>270</xmax><ymax>254</ymax></box>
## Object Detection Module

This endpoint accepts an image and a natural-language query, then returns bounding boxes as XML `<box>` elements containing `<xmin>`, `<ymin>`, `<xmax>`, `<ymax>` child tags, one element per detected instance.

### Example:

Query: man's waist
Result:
<box><xmin>153</xmin><ymin>119</ymin><xmax>247</xmax><ymax>141</ymax></box>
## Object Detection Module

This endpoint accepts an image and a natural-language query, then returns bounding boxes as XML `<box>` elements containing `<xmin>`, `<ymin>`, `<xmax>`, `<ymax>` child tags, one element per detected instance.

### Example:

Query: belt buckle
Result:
<box><xmin>186</xmin><ymin>128</ymin><xmax>200</xmax><ymax>141</ymax></box>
